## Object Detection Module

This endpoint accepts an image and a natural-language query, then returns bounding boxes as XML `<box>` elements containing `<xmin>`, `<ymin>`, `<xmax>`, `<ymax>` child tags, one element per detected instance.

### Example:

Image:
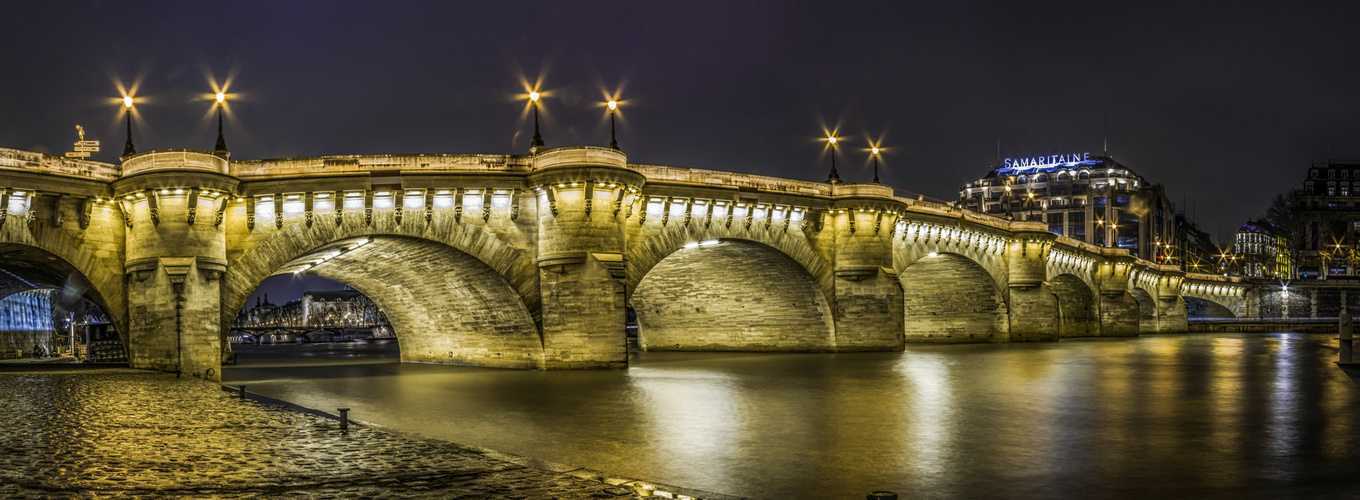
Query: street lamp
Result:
<box><xmin>825</xmin><ymin>136</ymin><xmax>843</xmax><ymax>184</ymax></box>
<box><xmin>607</xmin><ymin>99</ymin><xmax>619</xmax><ymax>150</ymax></box>
<box><xmin>1003</xmin><ymin>183</ymin><xmax>1013</xmax><ymax>218</ymax></box>
<box><xmin>121</xmin><ymin>96</ymin><xmax>136</xmax><ymax>157</ymax></box>
<box><xmin>213</xmin><ymin>91</ymin><xmax>229</xmax><ymax>156</ymax></box>
<box><xmin>529</xmin><ymin>91</ymin><xmax>545</xmax><ymax>153</ymax></box>
<box><xmin>871</xmin><ymin>146</ymin><xmax>881</xmax><ymax>184</ymax></box>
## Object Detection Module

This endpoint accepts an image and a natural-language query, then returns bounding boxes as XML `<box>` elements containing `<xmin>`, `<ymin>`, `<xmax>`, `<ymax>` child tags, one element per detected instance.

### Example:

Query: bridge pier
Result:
<box><xmin>115</xmin><ymin>151</ymin><xmax>236</xmax><ymax>380</ymax></box>
<box><xmin>1092</xmin><ymin>255</ymin><xmax>1140</xmax><ymax>337</ymax></box>
<box><xmin>529</xmin><ymin>148</ymin><xmax>644</xmax><ymax>369</ymax></box>
<box><xmin>1006</xmin><ymin>229</ymin><xmax>1059</xmax><ymax>341</ymax></box>
<box><xmin>828</xmin><ymin>185</ymin><xmax>905</xmax><ymax>351</ymax></box>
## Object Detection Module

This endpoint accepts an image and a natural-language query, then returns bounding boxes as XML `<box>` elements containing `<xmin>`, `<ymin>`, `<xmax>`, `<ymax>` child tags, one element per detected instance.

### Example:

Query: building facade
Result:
<box><xmin>1234</xmin><ymin>220</ymin><xmax>1288</xmax><ymax>278</ymax></box>
<box><xmin>959</xmin><ymin>153</ymin><xmax>1212</xmax><ymax>266</ymax></box>
<box><xmin>1297</xmin><ymin>159</ymin><xmax>1360</xmax><ymax>278</ymax></box>
<box><xmin>233</xmin><ymin>290</ymin><xmax>388</xmax><ymax>330</ymax></box>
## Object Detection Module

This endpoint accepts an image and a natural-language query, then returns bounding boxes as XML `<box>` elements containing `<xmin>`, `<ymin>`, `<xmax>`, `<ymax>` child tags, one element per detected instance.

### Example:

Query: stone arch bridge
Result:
<box><xmin>0</xmin><ymin>146</ymin><xmax>1244</xmax><ymax>380</ymax></box>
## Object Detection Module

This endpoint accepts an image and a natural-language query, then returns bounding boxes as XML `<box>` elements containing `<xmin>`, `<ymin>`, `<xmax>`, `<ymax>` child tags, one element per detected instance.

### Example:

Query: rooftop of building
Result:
<box><xmin>983</xmin><ymin>154</ymin><xmax>1137</xmax><ymax>179</ymax></box>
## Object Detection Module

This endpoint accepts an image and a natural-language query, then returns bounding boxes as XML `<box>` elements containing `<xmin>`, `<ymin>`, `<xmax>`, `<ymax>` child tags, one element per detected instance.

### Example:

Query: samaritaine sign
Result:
<box><xmin>65</xmin><ymin>125</ymin><xmax>99</xmax><ymax>158</ymax></box>
<box><xmin>1003</xmin><ymin>152</ymin><xmax>1090</xmax><ymax>170</ymax></box>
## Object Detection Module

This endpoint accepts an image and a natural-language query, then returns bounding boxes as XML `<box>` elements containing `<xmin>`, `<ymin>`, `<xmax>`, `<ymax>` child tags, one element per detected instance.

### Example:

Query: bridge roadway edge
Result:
<box><xmin>0</xmin><ymin>145</ymin><xmax>1248</xmax><ymax>379</ymax></box>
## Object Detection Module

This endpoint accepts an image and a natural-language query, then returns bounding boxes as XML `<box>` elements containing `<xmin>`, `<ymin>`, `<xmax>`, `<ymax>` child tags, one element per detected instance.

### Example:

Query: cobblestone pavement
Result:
<box><xmin>0</xmin><ymin>367</ymin><xmax>721</xmax><ymax>499</ymax></box>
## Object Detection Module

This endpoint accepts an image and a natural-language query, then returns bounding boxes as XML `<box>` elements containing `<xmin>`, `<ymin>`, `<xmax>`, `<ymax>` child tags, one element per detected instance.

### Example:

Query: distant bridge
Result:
<box><xmin>0</xmin><ymin>145</ymin><xmax>1246</xmax><ymax>380</ymax></box>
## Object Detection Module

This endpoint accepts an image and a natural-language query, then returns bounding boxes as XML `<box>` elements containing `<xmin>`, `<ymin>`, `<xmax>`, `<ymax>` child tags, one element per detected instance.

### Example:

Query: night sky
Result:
<box><xmin>5</xmin><ymin>1</ymin><xmax>1360</xmax><ymax>303</ymax></box>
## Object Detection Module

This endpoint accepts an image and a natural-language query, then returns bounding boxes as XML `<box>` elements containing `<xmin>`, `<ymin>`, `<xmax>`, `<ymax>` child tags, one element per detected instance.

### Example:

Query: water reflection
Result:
<box><xmin>225</xmin><ymin>334</ymin><xmax>1360</xmax><ymax>499</ymax></box>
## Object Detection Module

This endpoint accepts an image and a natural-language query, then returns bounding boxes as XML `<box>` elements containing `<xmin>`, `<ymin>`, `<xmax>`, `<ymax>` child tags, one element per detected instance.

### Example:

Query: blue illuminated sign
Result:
<box><xmin>1004</xmin><ymin>152</ymin><xmax>1091</xmax><ymax>170</ymax></box>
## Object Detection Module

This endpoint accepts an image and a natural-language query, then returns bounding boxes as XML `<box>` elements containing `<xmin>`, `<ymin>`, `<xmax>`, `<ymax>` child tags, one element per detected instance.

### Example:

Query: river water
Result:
<box><xmin>224</xmin><ymin>333</ymin><xmax>1360</xmax><ymax>499</ymax></box>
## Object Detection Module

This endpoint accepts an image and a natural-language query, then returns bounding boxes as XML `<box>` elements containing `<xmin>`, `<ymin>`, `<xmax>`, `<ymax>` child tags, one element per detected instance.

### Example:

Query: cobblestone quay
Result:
<box><xmin>0</xmin><ymin>366</ymin><xmax>715</xmax><ymax>499</ymax></box>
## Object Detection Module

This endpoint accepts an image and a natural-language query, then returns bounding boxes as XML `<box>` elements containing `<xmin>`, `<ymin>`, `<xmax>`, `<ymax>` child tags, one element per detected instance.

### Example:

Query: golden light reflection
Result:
<box><xmin>898</xmin><ymin>354</ymin><xmax>954</xmax><ymax>478</ymax></box>
<box><xmin>632</xmin><ymin>367</ymin><xmax>739</xmax><ymax>483</ymax></box>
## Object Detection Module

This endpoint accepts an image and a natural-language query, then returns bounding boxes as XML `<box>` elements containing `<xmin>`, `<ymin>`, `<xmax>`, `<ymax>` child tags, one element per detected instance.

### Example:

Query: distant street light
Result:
<box><xmin>121</xmin><ymin>96</ymin><xmax>136</xmax><ymax>157</ymax></box>
<box><xmin>871</xmin><ymin>146</ymin><xmax>881</xmax><ymax>184</ymax></box>
<box><xmin>607</xmin><ymin>99</ymin><xmax>619</xmax><ymax>150</ymax></box>
<box><xmin>826</xmin><ymin>136</ymin><xmax>843</xmax><ymax>184</ymax></box>
<box><xmin>213</xmin><ymin>91</ymin><xmax>229</xmax><ymax>156</ymax></box>
<box><xmin>529</xmin><ymin>91</ymin><xmax>545</xmax><ymax>153</ymax></box>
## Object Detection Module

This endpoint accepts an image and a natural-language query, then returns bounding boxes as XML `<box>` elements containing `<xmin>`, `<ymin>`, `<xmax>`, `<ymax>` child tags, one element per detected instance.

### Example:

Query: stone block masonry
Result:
<box><xmin>633</xmin><ymin>240</ymin><xmax>835</xmax><ymax>351</ymax></box>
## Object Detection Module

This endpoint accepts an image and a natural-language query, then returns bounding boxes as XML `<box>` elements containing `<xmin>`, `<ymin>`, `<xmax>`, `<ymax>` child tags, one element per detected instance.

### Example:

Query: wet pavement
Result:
<box><xmin>0</xmin><ymin>365</ymin><xmax>723</xmax><ymax>499</ymax></box>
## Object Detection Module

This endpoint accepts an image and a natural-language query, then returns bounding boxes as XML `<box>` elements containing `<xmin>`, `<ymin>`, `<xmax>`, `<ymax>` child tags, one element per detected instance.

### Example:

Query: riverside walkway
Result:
<box><xmin>0</xmin><ymin>365</ymin><xmax>721</xmax><ymax>499</ymax></box>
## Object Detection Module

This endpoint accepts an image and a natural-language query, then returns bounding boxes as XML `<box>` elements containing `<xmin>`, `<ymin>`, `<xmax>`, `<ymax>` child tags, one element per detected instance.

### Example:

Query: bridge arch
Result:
<box><xmin>629</xmin><ymin>237</ymin><xmax>836</xmax><ymax>351</ymax></box>
<box><xmin>222</xmin><ymin>216</ymin><xmax>543</xmax><ymax>368</ymax></box>
<box><xmin>0</xmin><ymin>215</ymin><xmax>126</xmax><ymax>343</ymax></box>
<box><xmin>1180</xmin><ymin>284</ymin><xmax>1244</xmax><ymax>318</ymax></box>
<box><xmin>625</xmin><ymin>222</ymin><xmax>833</xmax><ymax>306</ymax></box>
<box><xmin>897</xmin><ymin>251</ymin><xmax>1009</xmax><ymax>342</ymax></box>
<box><xmin>1050</xmin><ymin>273</ymin><xmax>1100</xmax><ymax>337</ymax></box>
<box><xmin>1183</xmin><ymin>296</ymin><xmax>1236</xmax><ymax>318</ymax></box>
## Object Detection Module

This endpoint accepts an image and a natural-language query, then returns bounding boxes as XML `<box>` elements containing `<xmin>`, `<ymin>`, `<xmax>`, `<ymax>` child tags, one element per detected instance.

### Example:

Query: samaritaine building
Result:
<box><xmin>959</xmin><ymin>153</ymin><xmax>1200</xmax><ymax>265</ymax></box>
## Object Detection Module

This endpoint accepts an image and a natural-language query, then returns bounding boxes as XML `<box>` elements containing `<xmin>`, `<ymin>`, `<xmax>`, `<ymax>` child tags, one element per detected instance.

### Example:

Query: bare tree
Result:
<box><xmin>1264</xmin><ymin>190</ymin><xmax>1306</xmax><ymax>278</ymax></box>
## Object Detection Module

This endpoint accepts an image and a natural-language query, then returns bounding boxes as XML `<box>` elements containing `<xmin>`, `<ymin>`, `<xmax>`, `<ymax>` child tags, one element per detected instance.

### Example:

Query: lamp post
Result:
<box><xmin>826</xmin><ymin>136</ymin><xmax>843</xmax><ymax>184</ymax></box>
<box><xmin>1003</xmin><ymin>183</ymin><xmax>1013</xmax><ymax>219</ymax></box>
<box><xmin>871</xmin><ymin>146</ymin><xmax>881</xmax><ymax>184</ymax></box>
<box><xmin>121</xmin><ymin>96</ymin><xmax>136</xmax><ymax>157</ymax></box>
<box><xmin>529</xmin><ymin>91</ymin><xmax>545</xmax><ymax>153</ymax></box>
<box><xmin>607</xmin><ymin>99</ymin><xmax>619</xmax><ymax>150</ymax></box>
<box><xmin>213</xmin><ymin>91</ymin><xmax>229</xmax><ymax>156</ymax></box>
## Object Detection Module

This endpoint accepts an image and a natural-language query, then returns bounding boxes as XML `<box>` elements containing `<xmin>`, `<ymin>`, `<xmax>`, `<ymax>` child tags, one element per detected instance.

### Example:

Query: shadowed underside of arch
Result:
<box><xmin>227</xmin><ymin>236</ymin><xmax>544</xmax><ymax>369</ymax></box>
<box><xmin>625</xmin><ymin>223</ymin><xmax>833</xmax><ymax>308</ymax></box>
<box><xmin>0</xmin><ymin>227</ymin><xmax>125</xmax><ymax>345</ymax></box>
<box><xmin>1131</xmin><ymin>288</ymin><xmax>1157</xmax><ymax>333</ymax></box>
<box><xmin>900</xmin><ymin>252</ymin><xmax>1009</xmax><ymax>343</ymax></box>
<box><xmin>1184</xmin><ymin>296</ymin><xmax>1236</xmax><ymax>318</ymax></box>
<box><xmin>631</xmin><ymin>239</ymin><xmax>836</xmax><ymax>351</ymax></box>
<box><xmin>1051</xmin><ymin>274</ymin><xmax>1099</xmax><ymax>337</ymax></box>
<box><xmin>221</xmin><ymin>213</ymin><xmax>539</xmax><ymax>337</ymax></box>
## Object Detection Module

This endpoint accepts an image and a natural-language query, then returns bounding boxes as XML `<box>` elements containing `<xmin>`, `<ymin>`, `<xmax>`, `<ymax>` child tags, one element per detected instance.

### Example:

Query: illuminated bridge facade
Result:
<box><xmin>0</xmin><ymin>145</ymin><xmax>1246</xmax><ymax>380</ymax></box>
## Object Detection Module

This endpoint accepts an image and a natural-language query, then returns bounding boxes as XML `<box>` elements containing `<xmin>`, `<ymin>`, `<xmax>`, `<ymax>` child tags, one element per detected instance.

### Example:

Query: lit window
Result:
<box><xmin>404</xmin><ymin>195</ymin><xmax>425</xmax><ymax>210</ymax></box>
<box><xmin>315</xmin><ymin>198</ymin><xmax>334</xmax><ymax>212</ymax></box>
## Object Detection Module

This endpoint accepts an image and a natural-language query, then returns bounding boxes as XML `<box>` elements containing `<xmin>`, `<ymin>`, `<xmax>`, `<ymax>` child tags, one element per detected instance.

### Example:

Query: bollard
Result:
<box><xmin>338</xmin><ymin>408</ymin><xmax>350</xmax><ymax>433</ymax></box>
<box><xmin>1341</xmin><ymin>313</ymin><xmax>1354</xmax><ymax>363</ymax></box>
<box><xmin>867</xmin><ymin>492</ymin><xmax>897</xmax><ymax>500</ymax></box>
<box><xmin>239</xmin><ymin>386</ymin><xmax>247</xmax><ymax>400</ymax></box>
